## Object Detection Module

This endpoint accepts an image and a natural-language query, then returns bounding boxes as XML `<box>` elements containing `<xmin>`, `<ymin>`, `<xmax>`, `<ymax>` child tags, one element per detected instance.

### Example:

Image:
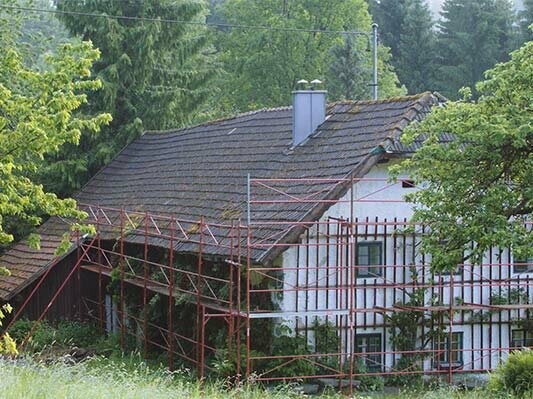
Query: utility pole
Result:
<box><xmin>372</xmin><ymin>23</ymin><xmax>379</xmax><ymax>100</ymax></box>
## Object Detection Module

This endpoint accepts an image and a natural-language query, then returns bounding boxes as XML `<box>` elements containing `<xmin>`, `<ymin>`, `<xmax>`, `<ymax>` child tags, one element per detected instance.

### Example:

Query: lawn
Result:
<box><xmin>0</xmin><ymin>356</ymin><xmax>527</xmax><ymax>399</ymax></box>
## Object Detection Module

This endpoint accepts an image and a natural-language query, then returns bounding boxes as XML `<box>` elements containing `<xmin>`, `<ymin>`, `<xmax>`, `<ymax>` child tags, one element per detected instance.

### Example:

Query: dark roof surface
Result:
<box><xmin>0</xmin><ymin>92</ymin><xmax>437</xmax><ymax>300</ymax></box>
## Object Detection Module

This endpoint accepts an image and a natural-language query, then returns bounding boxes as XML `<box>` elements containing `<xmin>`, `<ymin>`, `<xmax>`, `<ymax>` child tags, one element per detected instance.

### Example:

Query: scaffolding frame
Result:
<box><xmin>9</xmin><ymin>177</ymin><xmax>533</xmax><ymax>393</ymax></box>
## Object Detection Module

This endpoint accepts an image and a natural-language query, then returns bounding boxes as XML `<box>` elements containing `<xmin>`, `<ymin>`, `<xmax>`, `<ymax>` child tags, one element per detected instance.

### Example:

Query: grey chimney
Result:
<box><xmin>292</xmin><ymin>86</ymin><xmax>326</xmax><ymax>146</ymax></box>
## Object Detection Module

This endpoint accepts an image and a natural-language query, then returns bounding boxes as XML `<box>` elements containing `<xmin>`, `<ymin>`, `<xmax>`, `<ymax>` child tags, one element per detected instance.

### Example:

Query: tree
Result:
<box><xmin>0</xmin><ymin>3</ymin><xmax>110</xmax><ymax>249</ymax></box>
<box><xmin>520</xmin><ymin>0</ymin><xmax>533</xmax><ymax>41</ymax></box>
<box><xmin>435</xmin><ymin>0</ymin><xmax>516</xmax><ymax>99</ymax></box>
<box><xmin>395</xmin><ymin>38</ymin><xmax>533</xmax><ymax>272</ymax></box>
<box><xmin>327</xmin><ymin>34</ymin><xmax>369</xmax><ymax>100</ymax></box>
<box><xmin>369</xmin><ymin>0</ymin><xmax>436</xmax><ymax>94</ymax></box>
<box><xmin>397</xmin><ymin>0</ymin><xmax>437</xmax><ymax>94</ymax></box>
<box><xmin>0</xmin><ymin>2</ymin><xmax>110</xmax><ymax>353</ymax></box>
<box><xmin>215</xmin><ymin>0</ymin><xmax>404</xmax><ymax>112</ymax></box>
<box><xmin>41</xmin><ymin>0</ymin><xmax>216</xmax><ymax>197</ymax></box>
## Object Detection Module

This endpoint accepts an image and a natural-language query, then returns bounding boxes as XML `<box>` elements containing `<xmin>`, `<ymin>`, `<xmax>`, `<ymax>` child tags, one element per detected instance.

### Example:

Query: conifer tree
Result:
<box><xmin>41</xmin><ymin>0</ymin><xmax>215</xmax><ymax>197</ymax></box>
<box><xmin>370</xmin><ymin>0</ymin><xmax>437</xmax><ymax>94</ymax></box>
<box><xmin>435</xmin><ymin>0</ymin><xmax>516</xmax><ymax>99</ymax></box>
<box><xmin>397</xmin><ymin>0</ymin><xmax>437</xmax><ymax>93</ymax></box>
<box><xmin>327</xmin><ymin>35</ymin><xmax>370</xmax><ymax>100</ymax></box>
<box><xmin>520</xmin><ymin>0</ymin><xmax>533</xmax><ymax>41</ymax></box>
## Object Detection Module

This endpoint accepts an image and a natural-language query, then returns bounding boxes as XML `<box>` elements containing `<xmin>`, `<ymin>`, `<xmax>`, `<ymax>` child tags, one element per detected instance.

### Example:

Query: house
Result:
<box><xmin>1</xmin><ymin>89</ymin><xmax>531</xmax><ymax>386</ymax></box>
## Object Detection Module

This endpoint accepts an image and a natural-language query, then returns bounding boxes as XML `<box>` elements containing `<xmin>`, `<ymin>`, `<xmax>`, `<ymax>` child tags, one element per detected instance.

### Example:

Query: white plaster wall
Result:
<box><xmin>277</xmin><ymin>161</ymin><xmax>532</xmax><ymax>372</ymax></box>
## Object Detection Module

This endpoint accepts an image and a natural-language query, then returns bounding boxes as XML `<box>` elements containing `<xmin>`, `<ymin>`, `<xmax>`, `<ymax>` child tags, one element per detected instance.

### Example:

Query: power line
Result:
<box><xmin>0</xmin><ymin>4</ymin><xmax>372</xmax><ymax>37</ymax></box>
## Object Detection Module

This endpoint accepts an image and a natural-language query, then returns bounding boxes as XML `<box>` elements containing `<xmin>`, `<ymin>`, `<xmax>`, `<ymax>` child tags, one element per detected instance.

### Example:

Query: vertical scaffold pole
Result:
<box><xmin>119</xmin><ymin>208</ymin><xmax>125</xmax><ymax>350</ymax></box>
<box><xmin>97</xmin><ymin>209</ymin><xmax>104</xmax><ymax>334</ymax></box>
<box><xmin>245</xmin><ymin>226</ymin><xmax>252</xmax><ymax>380</ymax></box>
<box><xmin>371</xmin><ymin>23</ymin><xmax>379</xmax><ymax>100</ymax></box>
<box><xmin>247</xmin><ymin>173</ymin><xmax>251</xmax><ymax>226</ymax></box>
<box><xmin>196</xmin><ymin>217</ymin><xmax>204</xmax><ymax>378</ymax></box>
<box><xmin>168</xmin><ymin>216</ymin><xmax>175</xmax><ymax>370</ymax></box>
<box><xmin>236</xmin><ymin>223</ymin><xmax>242</xmax><ymax>380</ymax></box>
<box><xmin>143</xmin><ymin>212</ymin><xmax>149</xmax><ymax>359</ymax></box>
<box><xmin>76</xmin><ymin>229</ymin><xmax>81</xmax><ymax>318</ymax></box>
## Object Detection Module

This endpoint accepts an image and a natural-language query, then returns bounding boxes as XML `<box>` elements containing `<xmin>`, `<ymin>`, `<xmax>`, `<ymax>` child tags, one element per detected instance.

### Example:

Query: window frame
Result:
<box><xmin>513</xmin><ymin>256</ymin><xmax>533</xmax><ymax>274</ymax></box>
<box><xmin>354</xmin><ymin>333</ymin><xmax>383</xmax><ymax>372</ymax></box>
<box><xmin>433</xmin><ymin>332</ymin><xmax>463</xmax><ymax>369</ymax></box>
<box><xmin>511</xmin><ymin>329</ymin><xmax>533</xmax><ymax>348</ymax></box>
<box><xmin>356</xmin><ymin>241</ymin><xmax>383</xmax><ymax>278</ymax></box>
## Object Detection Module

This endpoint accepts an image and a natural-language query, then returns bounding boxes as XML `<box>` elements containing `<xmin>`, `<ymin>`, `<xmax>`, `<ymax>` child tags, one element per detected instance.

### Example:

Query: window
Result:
<box><xmin>355</xmin><ymin>334</ymin><xmax>382</xmax><ymax>372</ymax></box>
<box><xmin>439</xmin><ymin>267</ymin><xmax>462</xmax><ymax>277</ymax></box>
<box><xmin>513</xmin><ymin>256</ymin><xmax>533</xmax><ymax>274</ymax></box>
<box><xmin>356</xmin><ymin>242</ymin><xmax>383</xmax><ymax>277</ymax></box>
<box><xmin>434</xmin><ymin>332</ymin><xmax>463</xmax><ymax>369</ymax></box>
<box><xmin>511</xmin><ymin>330</ymin><xmax>533</xmax><ymax>348</ymax></box>
<box><xmin>401</xmin><ymin>179</ymin><xmax>416</xmax><ymax>188</ymax></box>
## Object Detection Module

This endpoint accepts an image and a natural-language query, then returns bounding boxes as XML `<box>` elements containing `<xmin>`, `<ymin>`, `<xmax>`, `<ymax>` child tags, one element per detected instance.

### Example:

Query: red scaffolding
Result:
<box><xmin>9</xmin><ymin>177</ymin><xmax>533</xmax><ymax>393</ymax></box>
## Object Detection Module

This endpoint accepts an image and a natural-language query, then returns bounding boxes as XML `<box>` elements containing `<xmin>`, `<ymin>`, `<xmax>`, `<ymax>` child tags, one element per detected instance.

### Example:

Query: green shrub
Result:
<box><xmin>9</xmin><ymin>319</ymin><xmax>100</xmax><ymax>351</ymax></box>
<box><xmin>386</xmin><ymin>355</ymin><xmax>423</xmax><ymax>387</ymax></box>
<box><xmin>489</xmin><ymin>349</ymin><xmax>533</xmax><ymax>396</ymax></box>
<box><xmin>354</xmin><ymin>359</ymin><xmax>384</xmax><ymax>392</ymax></box>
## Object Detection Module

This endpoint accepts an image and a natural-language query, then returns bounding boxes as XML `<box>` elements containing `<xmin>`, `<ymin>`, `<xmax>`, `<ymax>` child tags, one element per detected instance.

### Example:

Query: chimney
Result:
<box><xmin>292</xmin><ymin>80</ymin><xmax>326</xmax><ymax>146</ymax></box>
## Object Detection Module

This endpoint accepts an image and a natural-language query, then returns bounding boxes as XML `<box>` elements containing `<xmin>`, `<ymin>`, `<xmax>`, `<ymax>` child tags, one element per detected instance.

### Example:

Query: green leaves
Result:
<box><xmin>0</xmin><ymin>25</ymin><xmax>110</xmax><ymax>248</ymax></box>
<box><xmin>397</xmin><ymin>39</ymin><xmax>533</xmax><ymax>272</ymax></box>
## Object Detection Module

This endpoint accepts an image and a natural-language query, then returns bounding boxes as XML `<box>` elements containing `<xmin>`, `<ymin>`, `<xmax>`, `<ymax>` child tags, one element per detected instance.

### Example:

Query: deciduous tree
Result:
<box><xmin>396</xmin><ymin>38</ymin><xmax>533</xmax><ymax>271</ymax></box>
<box><xmin>0</xmin><ymin>8</ymin><xmax>110</xmax><ymax>250</ymax></box>
<box><xmin>215</xmin><ymin>0</ymin><xmax>404</xmax><ymax>111</ymax></box>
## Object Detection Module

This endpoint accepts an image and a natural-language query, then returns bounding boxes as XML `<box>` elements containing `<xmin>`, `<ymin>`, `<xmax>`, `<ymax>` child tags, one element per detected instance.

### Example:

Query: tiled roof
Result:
<box><xmin>0</xmin><ymin>92</ymin><xmax>438</xmax><ymax>300</ymax></box>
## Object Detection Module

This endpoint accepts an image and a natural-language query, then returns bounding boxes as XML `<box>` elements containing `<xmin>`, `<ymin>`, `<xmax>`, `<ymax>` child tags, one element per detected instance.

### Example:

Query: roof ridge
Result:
<box><xmin>145</xmin><ymin>106</ymin><xmax>292</xmax><ymax>136</ymax></box>
<box><xmin>144</xmin><ymin>92</ymin><xmax>435</xmax><ymax>136</ymax></box>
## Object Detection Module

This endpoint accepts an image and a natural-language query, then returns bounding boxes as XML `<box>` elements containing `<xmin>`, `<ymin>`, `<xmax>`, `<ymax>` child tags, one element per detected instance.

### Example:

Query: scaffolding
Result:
<box><xmin>9</xmin><ymin>177</ymin><xmax>533</xmax><ymax>393</ymax></box>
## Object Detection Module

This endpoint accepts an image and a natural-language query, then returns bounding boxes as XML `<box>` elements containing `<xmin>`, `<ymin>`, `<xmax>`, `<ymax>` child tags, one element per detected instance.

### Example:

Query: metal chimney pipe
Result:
<box><xmin>292</xmin><ymin>89</ymin><xmax>327</xmax><ymax>146</ymax></box>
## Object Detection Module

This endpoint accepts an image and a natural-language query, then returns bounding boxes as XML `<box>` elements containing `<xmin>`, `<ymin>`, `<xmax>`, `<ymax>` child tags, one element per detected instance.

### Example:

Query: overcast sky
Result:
<box><xmin>427</xmin><ymin>0</ymin><xmax>523</xmax><ymax>18</ymax></box>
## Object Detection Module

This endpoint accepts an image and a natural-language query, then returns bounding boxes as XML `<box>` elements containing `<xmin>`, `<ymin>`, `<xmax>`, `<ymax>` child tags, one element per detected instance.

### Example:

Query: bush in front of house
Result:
<box><xmin>8</xmin><ymin>319</ymin><xmax>100</xmax><ymax>351</ymax></box>
<box><xmin>488</xmin><ymin>348</ymin><xmax>533</xmax><ymax>396</ymax></box>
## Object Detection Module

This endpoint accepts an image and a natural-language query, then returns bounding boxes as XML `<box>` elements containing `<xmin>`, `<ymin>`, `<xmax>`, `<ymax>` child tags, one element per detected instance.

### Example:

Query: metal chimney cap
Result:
<box><xmin>310</xmin><ymin>79</ymin><xmax>322</xmax><ymax>85</ymax></box>
<box><xmin>297</xmin><ymin>79</ymin><xmax>309</xmax><ymax>85</ymax></box>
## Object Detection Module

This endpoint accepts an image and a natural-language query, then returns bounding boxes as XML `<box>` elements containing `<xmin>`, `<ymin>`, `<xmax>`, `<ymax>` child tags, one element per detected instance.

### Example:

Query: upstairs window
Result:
<box><xmin>356</xmin><ymin>242</ymin><xmax>383</xmax><ymax>277</ymax></box>
<box><xmin>514</xmin><ymin>256</ymin><xmax>533</xmax><ymax>274</ymax></box>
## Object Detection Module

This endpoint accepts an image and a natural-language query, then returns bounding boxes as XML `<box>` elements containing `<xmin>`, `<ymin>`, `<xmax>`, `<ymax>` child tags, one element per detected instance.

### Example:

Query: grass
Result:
<box><xmin>0</xmin><ymin>355</ymin><xmax>529</xmax><ymax>399</ymax></box>
<box><xmin>3</xmin><ymin>320</ymin><xmax>531</xmax><ymax>398</ymax></box>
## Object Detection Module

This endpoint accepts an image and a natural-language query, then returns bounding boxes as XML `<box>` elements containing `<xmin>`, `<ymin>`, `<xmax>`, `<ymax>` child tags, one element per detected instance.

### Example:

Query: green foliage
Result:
<box><xmin>386</xmin><ymin>355</ymin><xmax>423</xmax><ymax>388</ymax></box>
<box><xmin>0</xmin><ymin>303</ymin><xmax>17</xmax><ymax>355</ymax></box>
<box><xmin>42</xmin><ymin>0</ymin><xmax>216</xmax><ymax>197</ymax></box>
<box><xmin>395</xmin><ymin>38</ymin><xmax>533</xmax><ymax>272</ymax></box>
<box><xmin>521</xmin><ymin>2</ymin><xmax>533</xmax><ymax>41</ymax></box>
<box><xmin>488</xmin><ymin>349</ymin><xmax>533</xmax><ymax>395</ymax></box>
<box><xmin>354</xmin><ymin>359</ymin><xmax>385</xmax><ymax>392</ymax></box>
<box><xmin>370</xmin><ymin>0</ymin><xmax>436</xmax><ymax>94</ymax></box>
<box><xmin>435</xmin><ymin>0</ymin><xmax>517</xmax><ymax>99</ymax></box>
<box><xmin>0</xmin><ymin>3</ymin><xmax>110</xmax><ymax>249</ymax></box>
<box><xmin>9</xmin><ymin>319</ymin><xmax>100</xmax><ymax>351</ymax></box>
<box><xmin>268</xmin><ymin>324</ymin><xmax>315</xmax><ymax>378</ymax></box>
<box><xmin>214</xmin><ymin>0</ymin><xmax>404</xmax><ymax>113</ymax></box>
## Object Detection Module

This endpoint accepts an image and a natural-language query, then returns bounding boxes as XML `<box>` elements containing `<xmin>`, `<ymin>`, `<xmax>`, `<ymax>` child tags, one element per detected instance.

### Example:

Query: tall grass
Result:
<box><xmin>0</xmin><ymin>355</ymin><xmax>528</xmax><ymax>399</ymax></box>
<box><xmin>0</xmin><ymin>356</ymin><xmax>325</xmax><ymax>399</ymax></box>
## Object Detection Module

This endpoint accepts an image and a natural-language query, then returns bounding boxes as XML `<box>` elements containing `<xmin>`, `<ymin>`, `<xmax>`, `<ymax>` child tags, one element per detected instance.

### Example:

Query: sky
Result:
<box><xmin>427</xmin><ymin>0</ymin><xmax>523</xmax><ymax>18</ymax></box>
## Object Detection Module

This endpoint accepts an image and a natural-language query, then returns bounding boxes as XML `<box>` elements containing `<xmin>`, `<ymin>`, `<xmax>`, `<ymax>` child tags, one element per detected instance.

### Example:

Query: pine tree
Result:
<box><xmin>327</xmin><ymin>35</ymin><xmax>370</xmax><ymax>100</ymax></box>
<box><xmin>370</xmin><ymin>0</ymin><xmax>437</xmax><ymax>94</ymax></box>
<box><xmin>397</xmin><ymin>0</ymin><xmax>437</xmax><ymax>94</ymax></box>
<box><xmin>520</xmin><ymin>0</ymin><xmax>533</xmax><ymax>41</ymax></box>
<box><xmin>435</xmin><ymin>0</ymin><xmax>516</xmax><ymax>99</ymax></box>
<box><xmin>40</xmin><ymin>0</ymin><xmax>215</xmax><ymax>197</ymax></box>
